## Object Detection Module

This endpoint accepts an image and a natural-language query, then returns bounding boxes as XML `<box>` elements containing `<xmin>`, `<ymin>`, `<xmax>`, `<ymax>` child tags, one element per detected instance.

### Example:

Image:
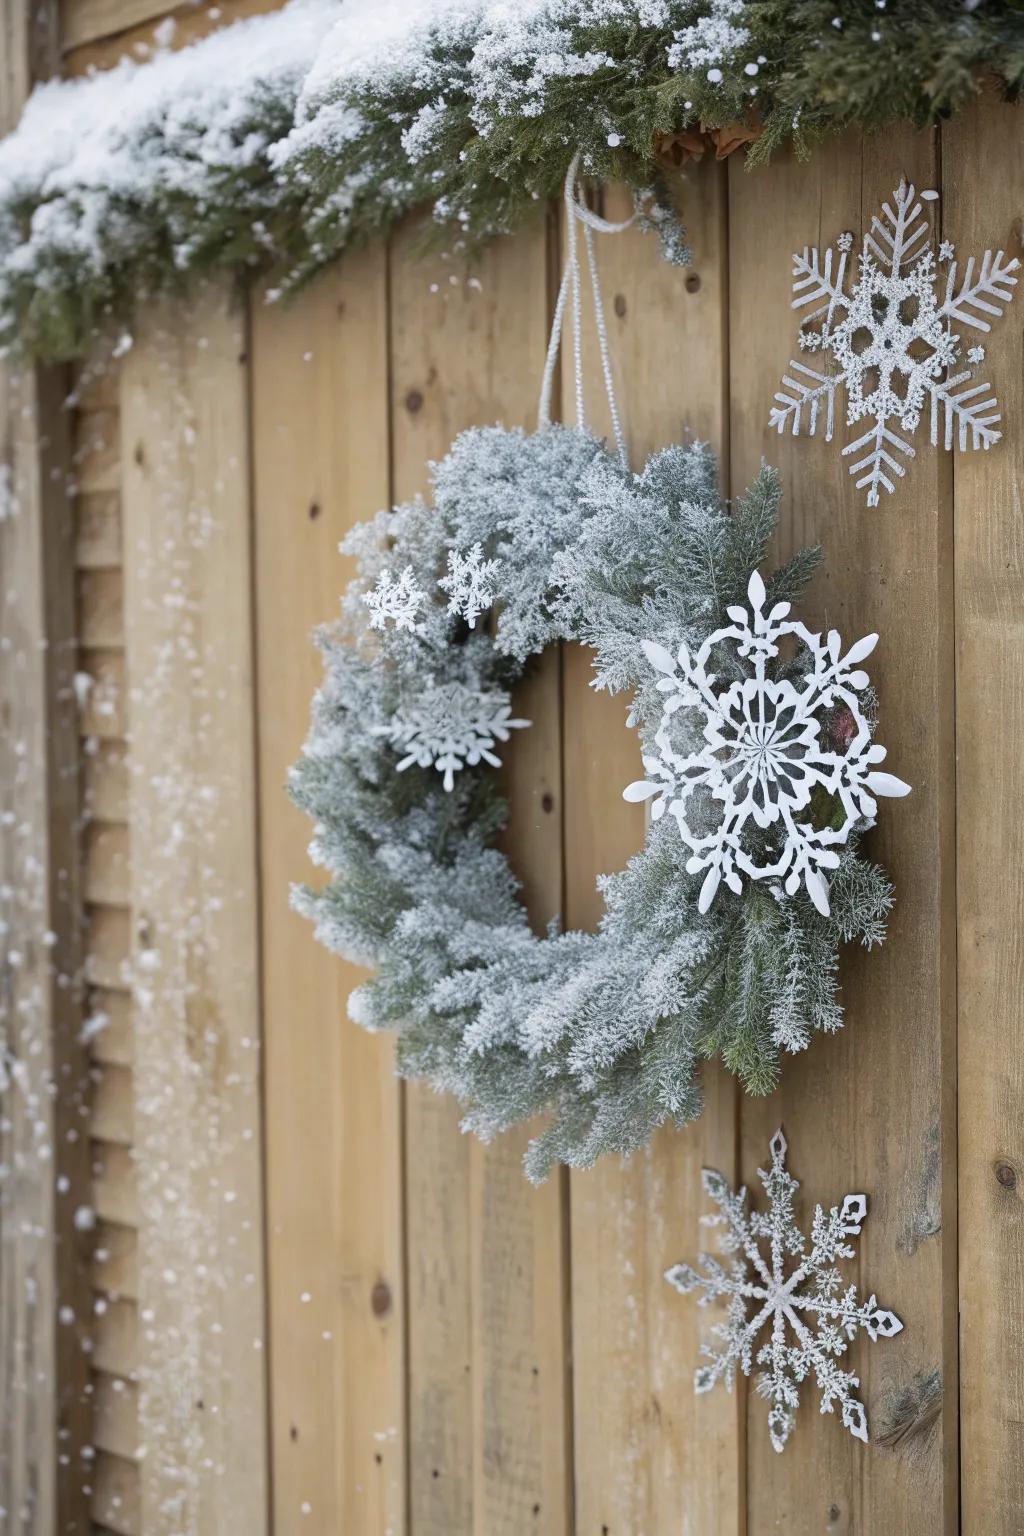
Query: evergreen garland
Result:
<box><xmin>292</xmin><ymin>425</ymin><xmax>895</xmax><ymax>1181</ymax></box>
<box><xmin>0</xmin><ymin>0</ymin><xmax>1022</xmax><ymax>360</ymax></box>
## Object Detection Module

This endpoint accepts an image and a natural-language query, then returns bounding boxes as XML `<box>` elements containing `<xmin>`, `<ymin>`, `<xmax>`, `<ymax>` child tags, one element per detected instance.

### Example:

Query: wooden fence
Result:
<box><xmin>2</xmin><ymin>0</ymin><xmax>1023</xmax><ymax>1527</ymax></box>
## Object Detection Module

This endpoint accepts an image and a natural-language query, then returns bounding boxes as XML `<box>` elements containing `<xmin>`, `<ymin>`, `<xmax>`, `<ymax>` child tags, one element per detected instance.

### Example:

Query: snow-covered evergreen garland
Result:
<box><xmin>293</xmin><ymin>424</ymin><xmax>903</xmax><ymax>1180</ymax></box>
<box><xmin>2</xmin><ymin>0</ymin><xmax>1023</xmax><ymax>360</ymax></box>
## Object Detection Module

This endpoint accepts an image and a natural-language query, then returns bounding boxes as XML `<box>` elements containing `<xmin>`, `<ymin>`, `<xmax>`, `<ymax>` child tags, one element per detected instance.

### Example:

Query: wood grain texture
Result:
<box><xmin>84</xmin><ymin>820</ymin><xmax>131</xmax><ymax>907</ymax></box>
<box><xmin>61</xmin><ymin>0</ymin><xmax>278</xmax><ymax>60</ymax></box>
<box><xmin>83</xmin><ymin>741</ymin><xmax>130</xmax><ymax>824</ymax></box>
<box><xmin>91</xmin><ymin>1064</ymin><xmax>134</xmax><ymax>1146</ymax></box>
<box><xmin>93</xmin><ymin>1370</ymin><xmax>140</xmax><ymax>1459</ymax></box>
<box><xmin>93</xmin><ymin>1299</ymin><xmax>138</xmax><ymax>1378</ymax></box>
<box><xmin>250</xmin><ymin>254</ymin><xmax>406</xmax><ymax>1536</ymax></box>
<box><xmin>120</xmin><ymin>285</ymin><xmax>268</xmax><ymax>1535</ymax></box>
<box><xmin>92</xmin><ymin>1223</ymin><xmax>138</xmax><ymax>1301</ymax></box>
<box><xmin>91</xmin><ymin>1450</ymin><xmax>141</xmax><ymax>1535</ymax></box>
<box><xmin>92</xmin><ymin>1143</ymin><xmax>137</xmax><ymax>1228</ymax></box>
<box><xmin>564</xmin><ymin>168</ymin><xmax>743</xmax><ymax>1536</ymax></box>
<box><xmin>729</xmin><ymin>130</ymin><xmax>957</xmax><ymax>1532</ymax></box>
<box><xmin>79</xmin><ymin>649</ymin><xmax>127</xmax><ymax>739</ymax></box>
<box><xmin>76</xmin><ymin>493</ymin><xmax>122</xmax><ymax>570</ymax></box>
<box><xmin>87</xmin><ymin>987</ymin><xmax>134</xmax><ymax>1066</ymax></box>
<box><xmin>0</xmin><ymin>6</ymin><xmax>92</xmax><ymax>1531</ymax></box>
<box><xmin>389</xmin><ymin>208</ymin><xmax>573</xmax><ymax>1536</ymax></box>
<box><xmin>945</xmin><ymin>98</ymin><xmax>1024</xmax><ymax>1535</ymax></box>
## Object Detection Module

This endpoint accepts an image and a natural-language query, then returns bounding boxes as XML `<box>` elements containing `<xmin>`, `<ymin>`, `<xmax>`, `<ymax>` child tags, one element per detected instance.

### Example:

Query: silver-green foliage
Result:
<box><xmin>292</xmin><ymin>426</ymin><xmax>893</xmax><ymax>1180</ymax></box>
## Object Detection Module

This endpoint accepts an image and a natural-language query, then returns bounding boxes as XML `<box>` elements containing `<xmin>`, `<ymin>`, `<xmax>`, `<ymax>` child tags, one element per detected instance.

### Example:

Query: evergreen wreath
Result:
<box><xmin>291</xmin><ymin>424</ymin><xmax>904</xmax><ymax>1181</ymax></box>
<box><xmin>2</xmin><ymin>0</ymin><xmax>1023</xmax><ymax>361</ymax></box>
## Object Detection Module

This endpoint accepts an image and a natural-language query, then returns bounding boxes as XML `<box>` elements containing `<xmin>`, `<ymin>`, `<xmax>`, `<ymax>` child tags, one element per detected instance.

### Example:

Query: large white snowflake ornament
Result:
<box><xmin>665</xmin><ymin>1129</ymin><xmax>903</xmax><ymax>1452</ymax></box>
<box><xmin>438</xmin><ymin>543</ymin><xmax>501</xmax><ymax>630</ymax></box>
<box><xmin>623</xmin><ymin>570</ymin><xmax>910</xmax><ymax>916</ymax></box>
<box><xmin>372</xmin><ymin>681</ymin><xmax>529</xmax><ymax>792</ymax></box>
<box><xmin>770</xmin><ymin>181</ymin><xmax>1019</xmax><ymax>505</ymax></box>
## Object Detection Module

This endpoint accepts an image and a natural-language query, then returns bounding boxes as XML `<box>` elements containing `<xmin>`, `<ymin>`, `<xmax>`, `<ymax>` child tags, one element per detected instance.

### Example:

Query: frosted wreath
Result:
<box><xmin>665</xmin><ymin>1129</ymin><xmax>903</xmax><ymax>1451</ymax></box>
<box><xmin>292</xmin><ymin>425</ymin><xmax>907</xmax><ymax>1179</ymax></box>
<box><xmin>770</xmin><ymin>180</ymin><xmax>1019</xmax><ymax>505</ymax></box>
<box><xmin>624</xmin><ymin>569</ymin><xmax>910</xmax><ymax>917</ymax></box>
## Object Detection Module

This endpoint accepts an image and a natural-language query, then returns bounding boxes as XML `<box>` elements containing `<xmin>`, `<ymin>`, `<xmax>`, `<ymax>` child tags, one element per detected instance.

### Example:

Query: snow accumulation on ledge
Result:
<box><xmin>0</xmin><ymin>0</ymin><xmax>1020</xmax><ymax>360</ymax></box>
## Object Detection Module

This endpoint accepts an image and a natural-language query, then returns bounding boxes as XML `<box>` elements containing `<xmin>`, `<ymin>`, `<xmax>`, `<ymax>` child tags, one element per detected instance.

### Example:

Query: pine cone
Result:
<box><xmin>654</xmin><ymin>113</ymin><xmax>763</xmax><ymax>168</ymax></box>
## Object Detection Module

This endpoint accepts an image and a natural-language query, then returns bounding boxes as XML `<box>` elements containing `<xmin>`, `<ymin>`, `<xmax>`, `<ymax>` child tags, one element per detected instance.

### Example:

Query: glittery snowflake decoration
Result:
<box><xmin>372</xmin><ymin>681</ymin><xmax>529</xmax><ymax>791</ymax></box>
<box><xmin>770</xmin><ymin>180</ymin><xmax>1019</xmax><ymax>506</ymax></box>
<box><xmin>439</xmin><ymin>543</ymin><xmax>500</xmax><ymax>630</ymax></box>
<box><xmin>364</xmin><ymin>565</ymin><xmax>426</xmax><ymax>632</ymax></box>
<box><xmin>665</xmin><ymin>1129</ymin><xmax>903</xmax><ymax>1452</ymax></box>
<box><xmin>623</xmin><ymin>569</ymin><xmax>910</xmax><ymax>916</ymax></box>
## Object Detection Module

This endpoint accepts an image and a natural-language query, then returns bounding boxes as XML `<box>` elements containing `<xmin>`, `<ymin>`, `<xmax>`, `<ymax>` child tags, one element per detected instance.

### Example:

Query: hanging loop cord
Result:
<box><xmin>537</xmin><ymin>151</ymin><xmax>644</xmax><ymax>468</ymax></box>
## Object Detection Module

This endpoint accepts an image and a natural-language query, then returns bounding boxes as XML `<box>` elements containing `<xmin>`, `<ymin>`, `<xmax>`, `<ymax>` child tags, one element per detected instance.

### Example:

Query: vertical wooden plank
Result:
<box><xmin>0</xmin><ymin>2</ymin><xmax>93</xmax><ymax>1531</ymax></box>
<box><xmin>389</xmin><ymin>210</ymin><xmax>573</xmax><ymax>1535</ymax></box>
<box><xmin>563</xmin><ymin>167</ymin><xmax>742</xmax><ymax>1536</ymax></box>
<box><xmin>729</xmin><ymin>131</ymin><xmax>957</xmax><ymax>1532</ymax></box>
<box><xmin>945</xmin><ymin>96</ymin><xmax>1024</xmax><ymax>1536</ymax></box>
<box><xmin>120</xmin><ymin>286</ymin><xmax>268</xmax><ymax>1535</ymax></box>
<box><xmin>250</xmin><ymin>254</ymin><xmax>406</xmax><ymax>1535</ymax></box>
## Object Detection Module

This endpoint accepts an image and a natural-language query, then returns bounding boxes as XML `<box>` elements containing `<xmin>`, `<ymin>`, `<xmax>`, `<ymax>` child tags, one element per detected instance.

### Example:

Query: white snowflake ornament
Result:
<box><xmin>363</xmin><ymin>565</ymin><xmax>426</xmax><ymax>632</ymax></box>
<box><xmin>623</xmin><ymin>569</ymin><xmax>910</xmax><ymax>916</ymax></box>
<box><xmin>771</xmin><ymin>180</ymin><xmax>1019</xmax><ymax>505</ymax></box>
<box><xmin>372</xmin><ymin>681</ymin><xmax>529</xmax><ymax>792</ymax></box>
<box><xmin>665</xmin><ymin>1129</ymin><xmax>903</xmax><ymax>1452</ymax></box>
<box><xmin>439</xmin><ymin>543</ymin><xmax>500</xmax><ymax>629</ymax></box>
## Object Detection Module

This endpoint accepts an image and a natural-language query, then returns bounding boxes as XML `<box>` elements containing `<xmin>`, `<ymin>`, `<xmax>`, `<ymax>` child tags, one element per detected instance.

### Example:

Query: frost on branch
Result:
<box><xmin>666</xmin><ymin>1129</ymin><xmax>903</xmax><ymax>1451</ymax></box>
<box><xmin>624</xmin><ymin>568</ymin><xmax>910</xmax><ymax>916</ymax></box>
<box><xmin>770</xmin><ymin>181</ymin><xmax>1019</xmax><ymax>505</ymax></box>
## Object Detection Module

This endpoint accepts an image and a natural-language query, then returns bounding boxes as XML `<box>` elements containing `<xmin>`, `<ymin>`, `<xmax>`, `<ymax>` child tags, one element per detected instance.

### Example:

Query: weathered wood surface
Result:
<box><xmin>12</xmin><ymin>2</ymin><xmax>1022</xmax><ymax>1505</ymax></box>
<box><xmin>563</xmin><ymin>170</ymin><xmax>744</xmax><ymax>1536</ymax></box>
<box><xmin>120</xmin><ymin>287</ymin><xmax>268</xmax><ymax>1535</ymax></box>
<box><xmin>729</xmin><ymin>130</ymin><xmax>958</xmax><ymax>1532</ymax></box>
<box><xmin>0</xmin><ymin>0</ymin><xmax>92</xmax><ymax>1531</ymax></box>
<box><xmin>389</xmin><ymin>209</ymin><xmax>574</xmax><ymax>1536</ymax></box>
<box><xmin>250</xmin><ymin>253</ymin><xmax>406</xmax><ymax>1535</ymax></box>
<box><xmin>946</xmin><ymin>98</ymin><xmax>1024</xmax><ymax>1536</ymax></box>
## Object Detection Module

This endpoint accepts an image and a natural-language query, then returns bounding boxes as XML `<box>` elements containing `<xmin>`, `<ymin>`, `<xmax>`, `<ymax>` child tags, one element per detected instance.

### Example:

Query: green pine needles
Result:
<box><xmin>292</xmin><ymin>427</ymin><xmax>895</xmax><ymax>1180</ymax></box>
<box><xmin>1</xmin><ymin>0</ymin><xmax>1023</xmax><ymax>360</ymax></box>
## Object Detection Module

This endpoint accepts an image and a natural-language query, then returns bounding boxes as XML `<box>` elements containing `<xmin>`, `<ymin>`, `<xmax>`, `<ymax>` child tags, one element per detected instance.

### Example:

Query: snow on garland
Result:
<box><xmin>291</xmin><ymin>424</ymin><xmax>907</xmax><ymax>1181</ymax></box>
<box><xmin>2</xmin><ymin>0</ymin><xmax>1023</xmax><ymax>360</ymax></box>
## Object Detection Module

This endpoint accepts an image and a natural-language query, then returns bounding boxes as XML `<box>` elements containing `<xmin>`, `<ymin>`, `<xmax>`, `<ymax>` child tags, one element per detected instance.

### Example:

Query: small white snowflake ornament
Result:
<box><xmin>439</xmin><ymin>543</ymin><xmax>500</xmax><ymax>629</ymax></box>
<box><xmin>363</xmin><ymin>565</ymin><xmax>426</xmax><ymax>632</ymax></box>
<box><xmin>665</xmin><ymin>1129</ymin><xmax>903</xmax><ymax>1452</ymax></box>
<box><xmin>624</xmin><ymin>570</ymin><xmax>910</xmax><ymax>916</ymax></box>
<box><xmin>372</xmin><ymin>681</ymin><xmax>529</xmax><ymax>791</ymax></box>
<box><xmin>770</xmin><ymin>180</ymin><xmax>1019</xmax><ymax>505</ymax></box>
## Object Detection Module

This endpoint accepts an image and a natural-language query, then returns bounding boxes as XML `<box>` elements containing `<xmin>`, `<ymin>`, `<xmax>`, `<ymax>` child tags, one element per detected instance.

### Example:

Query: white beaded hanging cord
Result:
<box><xmin>537</xmin><ymin>151</ymin><xmax>644</xmax><ymax>468</ymax></box>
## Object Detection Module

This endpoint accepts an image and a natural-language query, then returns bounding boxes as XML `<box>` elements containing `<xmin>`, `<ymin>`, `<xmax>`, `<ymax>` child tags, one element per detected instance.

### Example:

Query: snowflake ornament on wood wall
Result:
<box><xmin>770</xmin><ymin>180</ymin><xmax>1019</xmax><ymax>505</ymax></box>
<box><xmin>665</xmin><ymin>1129</ymin><xmax>903</xmax><ymax>1452</ymax></box>
<box><xmin>623</xmin><ymin>569</ymin><xmax>910</xmax><ymax>916</ymax></box>
<box><xmin>372</xmin><ymin>680</ymin><xmax>528</xmax><ymax>792</ymax></box>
